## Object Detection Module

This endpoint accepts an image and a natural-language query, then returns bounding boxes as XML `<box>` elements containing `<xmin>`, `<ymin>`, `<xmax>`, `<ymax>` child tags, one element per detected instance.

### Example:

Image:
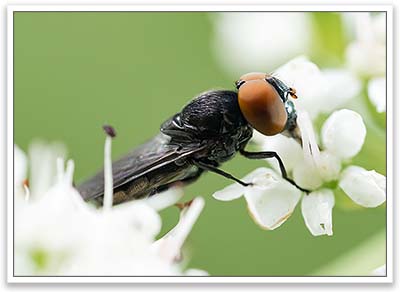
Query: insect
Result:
<box><xmin>78</xmin><ymin>72</ymin><xmax>307</xmax><ymax>206</ymax></box>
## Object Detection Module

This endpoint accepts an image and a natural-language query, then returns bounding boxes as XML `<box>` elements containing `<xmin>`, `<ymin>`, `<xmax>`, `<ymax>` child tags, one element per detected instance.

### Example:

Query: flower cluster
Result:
<box><xmin>213</xmin><ymin>57</ymin><xmax>386</xmax><ymax>236</ymax></box>
<box><xmin>344</xmin><ymin>12</ymin><xmax>386</xmax><ymax>113</ymax></box>
<box><xmin>14</xmin><ymin>138</ymin><xmax>206</xmax><ymax>276</ymax></box>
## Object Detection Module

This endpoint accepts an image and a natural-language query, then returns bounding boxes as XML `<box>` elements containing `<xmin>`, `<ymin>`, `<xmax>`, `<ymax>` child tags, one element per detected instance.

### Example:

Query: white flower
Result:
<box><xmin>14</xmin><ymin>140</ymin><xmax>206</xmax><ymax>276</ymax></box>
<box><xmin>368</xmin><ymin>77</ymin><xmax>386</xmax><ymax>113</ymax></box>
<box><xmin>213</xmin><ymin>168</ymin><xmax>301</xmax><ymax>230</ymax></box>
<box><xmin>296</xmin><ymin>109</ymin><xmax>385</xmax><ymax>196</ymax></box>
<box><xmin>345</xmin><ymin>13</ymin><xmax>386</xmax><ymax>78</ymax></box>
<box><xmin>212</xmin><ymin>13</ymin><xmax>311</xmax><ymax>75</ymax></box>
<box><xmin>343</xmin><ymin>13</ymin><xmax>386</xmax><ymax>114</ymax></box>
<box><xmin>236</xmin><ymin>56</ymin><xmax>384</xmax><ymax>237</ymax></box>
<box><xmin>214</xmin><ymin>109</ymin><xmax>386</xmax><ymax>237</ymax></box>
<box><xmin>273</xmin><ymin>56</ymin><xmax>361</xmax><ymax>119</ymax></box>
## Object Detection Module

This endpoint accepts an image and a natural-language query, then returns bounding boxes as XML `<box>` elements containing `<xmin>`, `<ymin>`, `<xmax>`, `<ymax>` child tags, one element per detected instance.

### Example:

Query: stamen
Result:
<box><xmin>103</xmin><ymin>125</ymin><xmax>116</xmax><ymax>211</ymax></box>
<box><xmin>65</xmin><ymin>160</ymin><xmax>75</xmax><ymax>185</ymax></box>
<box><xmin>171</xmin><ymin>197</ymin><xmax>204</xmax><ymax>251</ymax></box>
<box><xmin>297</xmin><ymin>110</ymin><xmax>320</xmax><ymax>166</ymax></box>
<box><xmin>23</xmin><ymin>179</ymin><xmax>30</xmax><ymax>202</ymax></box>
<box><xmin>56</xmin><ymin>157</ymin><xmax>65</xmax><ymax>183</ymax></box>
<box><xmin>157</xmin><ymin>197</ymin><xmax>205</xmax><ymax>262</ymax></box>
<box><xmin>103</xmin><ymin>125</ymin><xmax>117</xmax><ymax>138</ymax></box>
<box><xmin>175</xmin><ymin>199</ymin><xmax>194</xmax><ymax>210</ymax></box>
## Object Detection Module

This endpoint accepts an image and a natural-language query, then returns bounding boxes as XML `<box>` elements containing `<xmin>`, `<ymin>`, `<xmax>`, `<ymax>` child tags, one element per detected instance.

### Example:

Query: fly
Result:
<box><xmin>78</xmin><ymin>72</ymin><xmax>307</xmax><ymax>206</ymax></box>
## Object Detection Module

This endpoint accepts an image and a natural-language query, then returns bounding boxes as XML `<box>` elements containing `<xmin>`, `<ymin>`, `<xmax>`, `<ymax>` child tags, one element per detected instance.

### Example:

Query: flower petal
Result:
<box><xmin>109</xmin><ymin>200</ymin><xmax>162</xmax><ymax>240</ymax></box>
<box><xmin>212</xmin><ymin>182</ymin><xmax>245</xmax><ymax>201</ymax></box>
<box><xmin>318</xmin><ymin>69</ymin><xmax>361</xmax><ymax>113</ymax></box>
<box><xmin>346</xmin><ymin>41</ymin><xmax>386</xmax><ymax>77</ymax></box>
<box><xmin>28</xmin><ymin>141</ymin><xmax>67</xmax><ymax>199</ymax></box>
<box><xmin>212</xmin><ymin>168</ymin><xmax>268</xmax><ymax>201</ymax></box>
<box><xmin>292</xmin><ymin>159</ymin><xmax>323</xmax><ymax>190</ymax></box>
<box><xmin>243</xmin><ymin>169</ymin><xmax>301</xmax><ymax>230</ymax></box>
<box><xmin>321</xmin><ymin>109</ymin><xmax>366</xmax><ymax>159</ymax></box>
<box><xmin>144</xmin><ymin>186</ymin><xmax>184</xmax><ymax>211</ymax></box>
<box><xmin>339</xmin><ymin>166</ymin><xmax>386</xmax><ymax>208</ymax></box>
<box><xmin>274</xmin><ymin>56</ymin><xmax>324</xmax><ymax>118</ymax></box>
<box><xmin>301</xmin><ymin>189</ymin><xmax>335</xmax><ymax>236</ymax></box>
<box><xmin>368</xmin><ymin>77</ymin><xmax>386</xmax><ymax>113</ymax></box>
<box><xmin>317</xmin><ymin>150</ymin><xmax>342</xmax><ymax>182</ymax></box>
<box><xmin>261</xmin><ymin>134</ymin><xmax>303</xmax><ymax>173</ymax></box>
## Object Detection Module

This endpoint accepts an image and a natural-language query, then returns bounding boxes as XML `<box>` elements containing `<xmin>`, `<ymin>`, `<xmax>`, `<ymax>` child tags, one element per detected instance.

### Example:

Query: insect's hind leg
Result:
<box><xmin>240</xmin><ymin>149</ymin><xmax>309</xmax><ymax>193</ymax></box>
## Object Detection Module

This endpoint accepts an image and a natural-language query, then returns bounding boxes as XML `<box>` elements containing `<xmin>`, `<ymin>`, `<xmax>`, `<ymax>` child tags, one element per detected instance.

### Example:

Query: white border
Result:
<box><xmin>6</xmin><ymin>4</ymin><xmax>393</xmax><ymax>284</ymax></box>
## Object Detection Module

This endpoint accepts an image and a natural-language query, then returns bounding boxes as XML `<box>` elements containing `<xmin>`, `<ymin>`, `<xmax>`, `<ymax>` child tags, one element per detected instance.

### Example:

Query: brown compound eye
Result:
<box><xmin>238</xmin><ymin>79</ymin><xmax>287</xmax><ymax>136</ymax></box>
<box><xmin>235</xmin><ymin>72</ymin><xmax>267</xmax><ymax>89</ymax></box>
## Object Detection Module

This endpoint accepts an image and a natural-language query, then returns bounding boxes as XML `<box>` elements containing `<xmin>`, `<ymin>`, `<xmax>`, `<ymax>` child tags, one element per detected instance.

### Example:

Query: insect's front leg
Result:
<box><xmin>193</xmin><ymin>160</ymin><xmax>251</xmax><ymax>187</ymax></box>
<box><xmin>240</xmin><ymin>149</ymin><xmax>309</xmax><ymax>193</ymax></box>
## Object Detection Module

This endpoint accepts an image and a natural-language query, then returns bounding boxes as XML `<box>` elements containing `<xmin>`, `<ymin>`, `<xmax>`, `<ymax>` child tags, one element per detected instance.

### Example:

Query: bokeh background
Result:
<box><xmin>14</xmin><ymin>12</ymin><xmax>386</xmax><ymax>276</ymax></box>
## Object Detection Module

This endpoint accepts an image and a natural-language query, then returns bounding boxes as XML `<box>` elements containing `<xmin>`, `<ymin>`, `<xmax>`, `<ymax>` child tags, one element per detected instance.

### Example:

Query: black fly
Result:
<box><xmin>78</xmin><ymin>73</ymin><xmax>307</xmax><ymax>206</ymax></box>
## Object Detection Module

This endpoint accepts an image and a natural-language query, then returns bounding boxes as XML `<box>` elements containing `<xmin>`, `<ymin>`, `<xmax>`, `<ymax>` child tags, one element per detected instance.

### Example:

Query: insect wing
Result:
<box><xmin>78</xmin><ymin>133</ymin><xmax>204</xmax><ymax>201</ymax></box>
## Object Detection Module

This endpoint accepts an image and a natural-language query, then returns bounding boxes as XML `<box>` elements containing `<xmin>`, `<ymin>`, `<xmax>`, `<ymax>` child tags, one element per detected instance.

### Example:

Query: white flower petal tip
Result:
<box><xmin>212</xmin><ymin>168</ymin><xmax>268</xmax><ymax>201</ymax></box>
<box><xmin>339</xmin><ymin>166</ymin><xmax>386</xmax><ymax>208</ymax></box>
<box><xmin>144</xmin><ymin>186</ymin><xmax>185</xmax><ymax>211</ymax></box>
<box><xmin>244</xmin><ymin>169</ymin><xmax>302</xmax><ymax>230</ymax></box>
<box><xmin>368</xmin><ymin>77</ymin><xmax>386</xmax><ymax>113</ymax></box>
<box><xmin>322</xmin><ymin>109</ymin><xmax>366</xmax><ymax>159</ymax></box>
<box><xmin>301</xmin><ymin>189</ymin><xmax>335</xmax><ymax>236</ymax></box>
<box><xmin>212</xmin><ymin>182</ymin><xmax>244</xmax><ymax>201</ymax></box>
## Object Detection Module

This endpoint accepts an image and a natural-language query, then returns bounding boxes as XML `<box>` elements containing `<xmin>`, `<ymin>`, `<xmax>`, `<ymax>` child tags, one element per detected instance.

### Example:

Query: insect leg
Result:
<box><xmin>193</xmin><ymin>160</ymin><xmax>251</xmax><ymax>187</ymax></box>
<box><xmin>240</xmin><ymin>149</ymin><xmax>309</xmax><ymax>193</ymax></box>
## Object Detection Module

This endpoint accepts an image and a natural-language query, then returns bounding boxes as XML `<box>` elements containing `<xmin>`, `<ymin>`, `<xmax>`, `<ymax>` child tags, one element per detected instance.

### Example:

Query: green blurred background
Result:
<box><xmin>14</xmin><ymin>12</ymin><xmax>386</xmax><ymax>276</ymax></box>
